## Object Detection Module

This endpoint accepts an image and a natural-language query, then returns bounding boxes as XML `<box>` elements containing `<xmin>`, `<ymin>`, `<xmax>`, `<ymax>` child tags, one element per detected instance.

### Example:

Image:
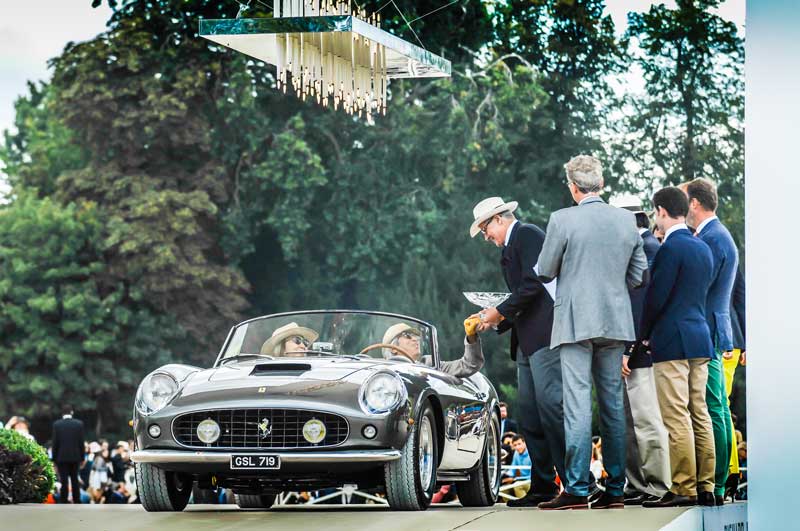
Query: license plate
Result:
<box><xmin>230</xmin><ymin>454</ymin><xmax>281</xmax><ymax>470</ymax></box>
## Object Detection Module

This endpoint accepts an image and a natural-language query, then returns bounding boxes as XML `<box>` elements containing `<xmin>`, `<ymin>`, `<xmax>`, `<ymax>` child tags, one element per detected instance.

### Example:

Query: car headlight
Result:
<box><xmin>135</xmin><ymin>372</ymin><xmax>179</xmax><ymax>416</ymax></box>
<box><xmin>359</xmin><ymin>371</ymin><xmax>406</xmax><ymax>415</ymax></box>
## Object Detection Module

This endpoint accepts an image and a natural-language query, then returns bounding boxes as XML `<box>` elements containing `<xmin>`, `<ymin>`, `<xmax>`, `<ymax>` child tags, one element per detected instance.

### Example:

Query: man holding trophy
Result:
<box><xmin>467</xmin><ymin>197</ymin><xmax>565</xmax><ymax>508</ymax></box>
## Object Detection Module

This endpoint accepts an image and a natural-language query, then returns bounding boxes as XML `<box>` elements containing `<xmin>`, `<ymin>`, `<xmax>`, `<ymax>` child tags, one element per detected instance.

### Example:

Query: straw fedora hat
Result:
<box><xmin>260</xmin><ymin>322</ymin><xmax>319</xmax><ymax>355</ymax></box>
<box><xmin>382</xmin><ymin>323</ymin><xmax>421</xmax><ymax>345</ymax></box>
<box><xmin>609</xmin><ymin>193</ymin><xmax>645</xmax><ymax>214</ymax></box>
<box><xmin>469</xmin><ymin>197</ymin><xmax>519</xmax><ymax>238</ymax></box>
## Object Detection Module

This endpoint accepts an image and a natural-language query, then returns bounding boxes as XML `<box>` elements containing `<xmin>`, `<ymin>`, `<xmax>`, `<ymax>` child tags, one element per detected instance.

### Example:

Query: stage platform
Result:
<box><xmin>5</xmin><ymin>502</ymin><xmax>747</xmax><ymax>531</ymax></box>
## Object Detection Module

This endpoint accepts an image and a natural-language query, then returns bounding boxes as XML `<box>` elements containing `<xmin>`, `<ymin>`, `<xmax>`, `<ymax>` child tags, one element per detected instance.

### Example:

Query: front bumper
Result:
<box><xmin>131</xmin><ymin>448</ymin><xmax>401</xmax><ymax>464</ymax></box>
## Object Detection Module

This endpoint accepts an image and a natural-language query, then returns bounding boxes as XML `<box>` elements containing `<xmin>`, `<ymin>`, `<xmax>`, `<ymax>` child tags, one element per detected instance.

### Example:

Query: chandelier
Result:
<box><xmin>200</xmin><ymin>1</ymin><xmax>451</xmax><ymax>120</ymax></box>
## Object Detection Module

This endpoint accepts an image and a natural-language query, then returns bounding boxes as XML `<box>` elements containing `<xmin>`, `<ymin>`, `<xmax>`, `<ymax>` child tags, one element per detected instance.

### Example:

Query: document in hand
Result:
<box><xmin>533</xmin><ymin>264</ymin><xmax>557</xmax><ymax>302</ymax></box>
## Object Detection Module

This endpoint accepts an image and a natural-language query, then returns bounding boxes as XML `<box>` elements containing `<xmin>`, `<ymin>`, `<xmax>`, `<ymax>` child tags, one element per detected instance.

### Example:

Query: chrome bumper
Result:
<box><xmin>131</xmin><ymin>449</ymin><xmax>401</xmax><ymax>464</ymax></box>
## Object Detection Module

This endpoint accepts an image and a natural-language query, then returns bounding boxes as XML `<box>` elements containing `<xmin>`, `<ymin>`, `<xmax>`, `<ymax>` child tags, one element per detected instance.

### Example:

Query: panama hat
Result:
<box><xmin>469</xmin><ymin>197</ymin><xmax>519</xmax><ymax>238</ymax></box>
<box><xmin>609</xmin><ymin>193</ymin><xmax>645</xmax><ymax>214</ymax></box>
<box><xmin>260</xmin><ymin>322</ymin><xmax>319</xmax><ymax>355</ymax></box>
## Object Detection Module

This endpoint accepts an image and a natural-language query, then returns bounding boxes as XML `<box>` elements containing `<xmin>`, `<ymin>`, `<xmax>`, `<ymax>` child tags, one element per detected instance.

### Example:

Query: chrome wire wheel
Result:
<box><xmin>488</xmin><ymin>417</ymin><xmax>501</xmax><ymax>496</ymax></box>
<box><xmin>418</xmin><ymin>416</ymin><xmax>434</xmax><ymax>491</ymax></box>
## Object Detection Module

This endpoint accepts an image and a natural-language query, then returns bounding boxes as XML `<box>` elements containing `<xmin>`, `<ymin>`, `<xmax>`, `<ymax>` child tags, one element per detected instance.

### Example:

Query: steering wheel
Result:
<box><xmin>359</xmin><ymin>343</ymin><xmax>415</xmax><ymax>362</ymax></box>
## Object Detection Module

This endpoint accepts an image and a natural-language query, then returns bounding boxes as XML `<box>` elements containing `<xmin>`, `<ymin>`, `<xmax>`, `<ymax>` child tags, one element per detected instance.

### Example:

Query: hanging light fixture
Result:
<box><xmin>199</xmin><ymin>1</ymin><xmax>451</xmax><ymax>120</ymax></box>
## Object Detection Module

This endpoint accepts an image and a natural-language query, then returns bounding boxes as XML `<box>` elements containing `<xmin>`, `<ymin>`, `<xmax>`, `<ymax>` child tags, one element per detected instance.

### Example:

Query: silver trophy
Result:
<box><xmin>463</xmin><ymin>292</ymin><xmax>511</xmax><ymax>309</ymax></box>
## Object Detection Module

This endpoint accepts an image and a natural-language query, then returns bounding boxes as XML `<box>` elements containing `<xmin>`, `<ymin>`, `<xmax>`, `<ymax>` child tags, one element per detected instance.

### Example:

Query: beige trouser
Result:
<box><xmin>654</xmin><ymin>359</ymin><xmax>716</xmax><ymax>496</ymax></box>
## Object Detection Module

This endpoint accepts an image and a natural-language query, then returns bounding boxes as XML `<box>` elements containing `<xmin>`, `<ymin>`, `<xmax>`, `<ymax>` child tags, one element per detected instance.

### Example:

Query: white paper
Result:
<box><xmin>533</xmin><ymin>264</ymin><xmax>558</xmax><ymax>302</ymax></box>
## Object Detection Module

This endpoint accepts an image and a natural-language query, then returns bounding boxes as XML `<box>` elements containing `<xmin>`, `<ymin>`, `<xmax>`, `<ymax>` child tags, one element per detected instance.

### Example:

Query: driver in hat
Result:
<box><xmin>382</xmin><ymin>317</ymin><xmax>485</xmax><ymax>378</ymax></box>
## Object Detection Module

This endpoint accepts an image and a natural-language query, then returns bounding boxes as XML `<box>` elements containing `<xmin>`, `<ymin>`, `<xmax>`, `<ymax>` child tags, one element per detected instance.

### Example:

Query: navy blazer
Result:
<box><xmin>730</xmin><ymin>268</ymin><xmax>746</xmax><ymax>350</ymax></box>
<box><xmin>697</xmin><ymin>218</ymin><xmax>739</xmax><ymax>352</ymax></box>
<box><xmin>496</xmin><ymin>222</ymin><xmax>554</xmax><ymax>360</ymax></box>
<box><xmin>640</xmin><ymin>228</ymin><xmax>715</xmax><ymax>362</ymax></box>
<box><xmin>52</xmin><ymin>417</ymin><xmax>86</xmax><ymax>464</ymax></box>
<box><xmin>628</xmin><ymin>230</ymin><xmax>661</xmax><ymax>368</ymax></box>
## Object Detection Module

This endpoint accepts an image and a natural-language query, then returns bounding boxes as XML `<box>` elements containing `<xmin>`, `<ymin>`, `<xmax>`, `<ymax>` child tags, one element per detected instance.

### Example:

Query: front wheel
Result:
<box><xmin>235</xmin><ymin>493</ymin><xmax>276</xmax><ymax>509</ymax></box>
<box><xmin>458</xmin><ymin>411</ymin><xmax>501</xmax><ymax>506</ymax></box>
<box><xmin>136</xmin><ymin>462</ymin><xmax>192</xmax><ymax>512</ymax></box>
<box><xmin>384</xmin><ymin>402</ymin><xmax>439</xmax><ymax>510</ymax></box>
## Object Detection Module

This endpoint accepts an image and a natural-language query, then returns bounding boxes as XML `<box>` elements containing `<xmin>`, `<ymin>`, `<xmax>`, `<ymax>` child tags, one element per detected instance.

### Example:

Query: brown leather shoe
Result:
<box><xmin>538</xmin><ymin>492</ymin><xmax>589</xmax><ymax>510</ymax></box>
<box><xmin>591</xmin><ymin>492</ymin><xmax>624</xmax><ymax>509</ymax></box>
<box><xmin>643</xmin><ymin>491</ymin><xmax>697</xmax><ymax>508</ymax></box>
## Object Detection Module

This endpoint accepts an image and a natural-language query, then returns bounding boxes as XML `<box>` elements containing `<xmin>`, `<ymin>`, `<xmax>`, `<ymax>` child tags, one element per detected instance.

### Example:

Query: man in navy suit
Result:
<box><xmin>685</xmin><ymin>178</ymin><xmax>739</xmax><ymax>505</ymax></box>
<box><xmin>52</xmin><ymin>405</ymin><xmax>86</xmax><ymax>504</ymax></box>
<box><xmin>610</xmin><ymin>195</ymin><xmax>671</xmax><ymax>505</ymax></box>
<box><xmin>639</xmin><ymin>187</ymin><xmax>717</xmax><ymax>508</ymax></box>
<box><xmin>469</xmin><ymin>196</ymin><xmax>564</xmax><ymax>507</ymax></box>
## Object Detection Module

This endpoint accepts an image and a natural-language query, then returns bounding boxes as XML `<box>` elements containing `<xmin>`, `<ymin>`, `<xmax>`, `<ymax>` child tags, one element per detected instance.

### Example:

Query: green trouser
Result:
<box><xmin>705</xmin><ymin>356</ymin><xmax>732</xmax><ymax>496</ymax></box>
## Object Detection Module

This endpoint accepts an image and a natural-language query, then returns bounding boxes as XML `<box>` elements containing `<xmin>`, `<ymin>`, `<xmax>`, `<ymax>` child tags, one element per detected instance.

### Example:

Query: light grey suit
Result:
<box><xmin>536</xmin><ymin>195</ymin><xmax>648</xmax><ymax>498</ymax></box>
<box><xmin>538</xmin><ymin>196</ymin><xmax>648</xmax><ymax>348</ymax></box>
<box><xmin>440</xmin><ymin>337</ymin><xmax>484</xmax><ymax>377</ymax></box>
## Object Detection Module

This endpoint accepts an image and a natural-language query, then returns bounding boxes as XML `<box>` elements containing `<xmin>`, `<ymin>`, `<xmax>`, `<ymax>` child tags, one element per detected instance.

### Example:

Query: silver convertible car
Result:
<box><xmin>131</xmin><ymin>310</ymin><xmax>501</xmax><ymax>511</ymax></box>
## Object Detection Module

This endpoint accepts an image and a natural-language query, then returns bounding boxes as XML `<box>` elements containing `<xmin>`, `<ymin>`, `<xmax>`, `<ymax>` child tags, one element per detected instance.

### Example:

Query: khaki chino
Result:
<box><xmin>654</xmin><ymin>358</ymin><xmax>716</xmax><ymax>496</ymax></box>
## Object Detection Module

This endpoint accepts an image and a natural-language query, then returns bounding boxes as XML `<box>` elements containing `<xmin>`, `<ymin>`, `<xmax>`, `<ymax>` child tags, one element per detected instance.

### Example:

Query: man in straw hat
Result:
<box><xmin>381</xmin><ymin>317</ymin><xmax>486</xmax><ymax>378</ymax></box>
<box><xmin>468</xmin><ymin>196</ymin><xmax>566</xmax><ymax>508</ymax></box>
<box><xmin>536</xmin><ymin>155</ymin><xmax>648</xmax><ymax>510</ymax></box>
<box><xmin>260</xmin><ymin>322</ymin><xmax>320</xmax><ymax>357</ymax></box>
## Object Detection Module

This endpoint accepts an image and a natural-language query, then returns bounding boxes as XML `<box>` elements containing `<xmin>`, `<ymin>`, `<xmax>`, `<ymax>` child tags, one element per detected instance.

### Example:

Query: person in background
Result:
<box><xmin>724</xmin><ymin>267</ymin><xmax>746</xmax><ymax>499</ymax></box>
<box><xmin>52</xmin><ymin>405</ymin><xmax>85</xmax><ymax>504</ymax></box>
<box><xmin>683</xmin><ymin>178</ymin><xmax>738</xmax><ymax>505</ymax></box>
<box><xmin>610</xmin><ymin>194</ymin><xmax>671</xmax><ymax>506</ymax></box>
<box><xmin>111</xmin><ymin>441</ymin><xmax>130</xmax><ymax>483</ymax></box>
<box><xmin>6</xmin><ymin>416</ymin><xmax>35</xmax><ymax>441</ymax></box>
<box><xmin>537</xmin><ymin>155</ymin><xmax>649</xmax><ymax>511</ymax></box>
<box><xmin>505</xmin><ymin>435</ymin><xmax>533</xmax><ymax>500</ymax></box>
<box><xmin>499</xmin><ymin>402</ymin><xmax>518</xmax><ymax>434</ymax></box>
<box><xmin>640</xmin><ymin>187</ymin><xmax>716</xmax><ymax>508</ymax></box>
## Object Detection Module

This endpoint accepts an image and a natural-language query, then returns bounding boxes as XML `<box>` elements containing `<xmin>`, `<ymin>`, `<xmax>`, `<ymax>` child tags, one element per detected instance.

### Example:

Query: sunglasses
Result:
<box><xmin>398</xmin><ymin>331</ymin><xmax>419</xmax><ymax>341</ymax></box>
<box><xmin>288</xmin><ymin>336</ymin><xmax>311</xmax><ymax>348</ymax></box>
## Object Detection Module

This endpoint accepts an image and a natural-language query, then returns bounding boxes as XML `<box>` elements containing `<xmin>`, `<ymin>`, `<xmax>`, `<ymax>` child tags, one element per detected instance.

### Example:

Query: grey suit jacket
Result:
<box><xmin>441</xmin><ymin>337</ymin><xmax>484</xmax><ymax>377</ymax></box>
<box><xmin>537</xmin><ymin>196</ymin><xmax>648</xmax><ymax>348</ymax></box>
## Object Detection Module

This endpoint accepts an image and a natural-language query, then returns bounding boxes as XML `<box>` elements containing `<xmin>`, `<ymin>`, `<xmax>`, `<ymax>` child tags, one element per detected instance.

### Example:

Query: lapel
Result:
<box><xmin>501</xmin><ymin>222</ymin><xmax>520</xmax><ymax>264</ymax></box>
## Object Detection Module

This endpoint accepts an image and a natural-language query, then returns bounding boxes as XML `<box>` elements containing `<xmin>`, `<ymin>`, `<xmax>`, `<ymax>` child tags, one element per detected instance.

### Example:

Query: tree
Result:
<box><xmin>0</xmin><ymin>195</ymin><xmax>177</xmax><ymax>436</ymax></box>
<box><xmin>621</xmin><ymin>0</ymin><xmax>744</xmax><ymax>253</ymax></box>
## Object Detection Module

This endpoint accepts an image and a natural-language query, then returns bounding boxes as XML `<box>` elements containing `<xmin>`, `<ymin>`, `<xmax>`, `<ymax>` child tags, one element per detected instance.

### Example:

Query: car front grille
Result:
<box><xmin>172</xmin><ymin>409</ymin><xmax>349</xmax><ymax>449</ymax></box>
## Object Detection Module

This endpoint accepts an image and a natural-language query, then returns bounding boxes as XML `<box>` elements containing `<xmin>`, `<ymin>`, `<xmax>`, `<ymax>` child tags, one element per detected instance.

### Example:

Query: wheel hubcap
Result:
<box><xmin>418</xmin><ymin>416</ymin><xmax>434</xmax><ymax>491</ymax></box>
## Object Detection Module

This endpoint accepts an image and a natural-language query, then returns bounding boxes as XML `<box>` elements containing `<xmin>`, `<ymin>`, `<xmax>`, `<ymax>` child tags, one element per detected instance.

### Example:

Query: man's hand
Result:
<box><xmin>479</xmin><ymin>306</ymin><xmax>503</xmax><ymax>326</ymax></box>
<box><xmin>622</xmin><ymin>355</ymin><xmax>631</xmax><ymax>378</ymax></box>
<box><xmin>740</xmin><ymin>351</ymin><xmax>746</xmax><ymax>366</ymax></box>
<box><xmin>722</xmin><ymin>350</ymin><xmax>734</xmax><ymax>360</ymax></box>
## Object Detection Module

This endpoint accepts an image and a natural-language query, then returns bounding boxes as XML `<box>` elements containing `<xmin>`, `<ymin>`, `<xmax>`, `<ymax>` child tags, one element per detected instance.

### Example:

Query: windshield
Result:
<box><xmin>220</xmin><ymin>311</ymin><xmax>436</xmax><ymax>367</ymax></box>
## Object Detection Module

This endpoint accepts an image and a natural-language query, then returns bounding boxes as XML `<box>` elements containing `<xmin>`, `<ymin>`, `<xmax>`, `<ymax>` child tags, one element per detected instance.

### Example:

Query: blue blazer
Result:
<box><xmin>697</xmin><ymin>218</ymin><xmax>739</xmax><ymax>352</ymax></box>
<box><xmin>628</xmin><ymin>230</ymin><xmax>661</xmax><ymax>368</ymax></box>
<box><xmin>640</xmin><ymin>228</ymin><xmax>715</xmax><ymax>362</ymax></box>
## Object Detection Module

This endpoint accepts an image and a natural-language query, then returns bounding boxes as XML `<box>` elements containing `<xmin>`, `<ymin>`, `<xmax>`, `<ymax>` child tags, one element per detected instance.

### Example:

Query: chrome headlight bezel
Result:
<box><xmin>135</xmin><ymin>371</ymin><xmax>179</xmax><ymax>416</ymax></box>
<box><xmin>358</xmin><ymin>370</ymin><xmax>407</xmax><ymax>415</ymax></box>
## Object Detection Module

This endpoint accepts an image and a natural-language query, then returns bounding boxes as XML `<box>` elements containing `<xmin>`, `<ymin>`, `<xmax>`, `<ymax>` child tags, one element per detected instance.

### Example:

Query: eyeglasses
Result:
<box><xmin>479</xmin><ymin>216</ymin><xmax>497</xmax><ymax>235</ymax></box>
<box><xmin>398</xmin><ymin>331</ymin><xmax>419</xmax><ymax>341</ymax></box>
<box><xmin>288</xmin><ymin>336</ymin><xmax>311</xmax><ymax>348</ymax></box>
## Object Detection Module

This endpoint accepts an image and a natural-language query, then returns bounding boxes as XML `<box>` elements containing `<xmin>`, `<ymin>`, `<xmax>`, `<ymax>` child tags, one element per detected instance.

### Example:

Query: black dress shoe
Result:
<box><xmin>538</xmin><ymin>492</ymin><xmax>589</xmax><ymax>510</ymax></box>
<box><xmin>697</xmin><ymin>491</ymin><xmax>715</xmax><ymax>507</ymax></box>
<box><xmin>506</xmin><ymin>491</ymin><xmax>557</xmax><ymax>508</ymax></box>
<box><xmin>591</xmin><ymin>492</ymin><xmax>624</xmax><ymax>509</ymax></box>
<box><xmin>643</xmin><ymin>492</ymin><xmax>698</xmax><ymax>508</ymax></box>
<box><xmin>715</xmin><ymin>494</ymin><xmax>725</xmax><ymax>506</ymax></box>
<box><xmin>624</xmin><ymin>492</ymin><xmax>647</xmax><ymax>505</ymax></box>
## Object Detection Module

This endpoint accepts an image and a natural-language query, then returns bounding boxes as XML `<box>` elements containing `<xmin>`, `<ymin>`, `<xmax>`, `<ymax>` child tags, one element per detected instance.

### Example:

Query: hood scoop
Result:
<box><xmin>251</xmin><ymin>363</ymin><xmax>312</xmax><ymax>376</ymax></box>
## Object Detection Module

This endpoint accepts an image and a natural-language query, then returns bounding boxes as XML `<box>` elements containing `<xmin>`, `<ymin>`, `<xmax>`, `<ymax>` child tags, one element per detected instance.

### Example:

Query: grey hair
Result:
<box><xmin>564</xmin><ymin>155</ymin><xmax>604</xmax><ymax>193</ymax></box>
<box><xmin>500</xmin><ymin>211</ymin><xmax>516</xmax><ymax>220</ymax></box>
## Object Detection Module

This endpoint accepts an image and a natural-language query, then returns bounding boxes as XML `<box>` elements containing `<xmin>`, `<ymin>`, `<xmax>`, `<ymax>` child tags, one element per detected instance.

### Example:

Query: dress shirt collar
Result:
<box><xmin>638</xmin><ymin>227</ymin><xmax>648</xmax><ymax>235</ymax></box>
<box><xmin>663</xmin><ymin>223</ymin><xmax>688</xmax><ymax>243</ymax></box>
<box><xmin>694</xmin><ymin>215</ymin><xmax>718</xmax><ymax>235</ymax></box>
<box><xmin>62</xmin><ymin>414</ymin><xmax>72</xmax><ymax>419</ymax></box>
<box><xmin>579</xmin><ymin>194</ymin><xmax>602</xmax><ymax>205</ymax></box>
<box><xmin>504</xmin><ymin>220</ymin><xmax>519</xmax><ymax>247</ymax></box>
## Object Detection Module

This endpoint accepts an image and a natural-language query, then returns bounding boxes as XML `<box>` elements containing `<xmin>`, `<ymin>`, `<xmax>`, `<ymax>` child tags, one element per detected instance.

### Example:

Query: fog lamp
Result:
<box><xmin>362</xmin><ymin>425</ymin><xmax>377</xmax><ymax>439</ymax></box>
<box><xmin>148</xmin><ymin>424</ymin><xmax>161</xmax><ymax>438</ymax></box>
<box><xmin>197</xmin><ymin>419</ymin><xmax>221</xmax><ymax>444</ymax></box>
<box><xmin>303</xmin><ymin>419</ymin><xmax>327</xmax><ymax>444</ymax></box>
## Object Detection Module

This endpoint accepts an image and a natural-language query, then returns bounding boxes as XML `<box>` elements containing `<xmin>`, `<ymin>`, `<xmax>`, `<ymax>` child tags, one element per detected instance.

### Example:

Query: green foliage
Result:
<box><xmin>620</xmin><ymin>0</ymin><xmax>744</xmax><ymax>255</ymax></box>
<box><xmin>0</xmin><ymin>429</ymin><xmax>56</xmax><ymax>502</ymax></box>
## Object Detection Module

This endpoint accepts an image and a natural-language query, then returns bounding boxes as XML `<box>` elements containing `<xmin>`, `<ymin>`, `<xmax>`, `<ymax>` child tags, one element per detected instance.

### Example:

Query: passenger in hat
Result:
<box><xmin>381</xmin><ymin>318</ymin><xmax>486</xmax><ymax>378</ymax></box>
<box><xmin>260</xmin><ymin>322</ymin><xmax>320</xmax><ymax>358</ymax></box>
